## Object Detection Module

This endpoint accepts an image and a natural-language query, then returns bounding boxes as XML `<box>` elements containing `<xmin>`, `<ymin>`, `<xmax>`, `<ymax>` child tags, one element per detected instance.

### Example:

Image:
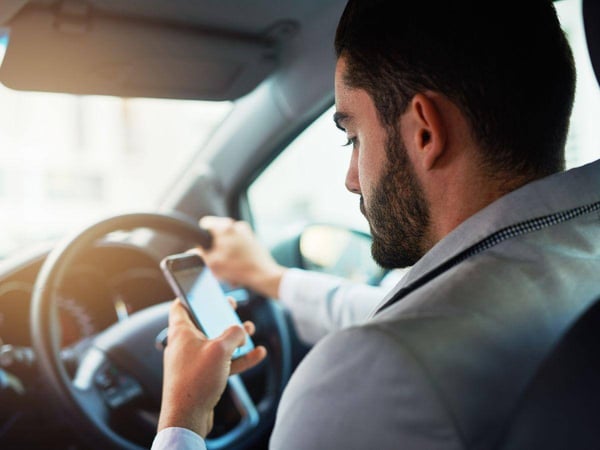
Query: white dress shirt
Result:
<box><xmin>278</xmin><ymin>267</ymin><xmax>407</xmax><ymax>344</ymax></box>
<box><xmin>151</xmin><ymin>427</ymin><xmax>206</xmax><ymax>449</ymax></box>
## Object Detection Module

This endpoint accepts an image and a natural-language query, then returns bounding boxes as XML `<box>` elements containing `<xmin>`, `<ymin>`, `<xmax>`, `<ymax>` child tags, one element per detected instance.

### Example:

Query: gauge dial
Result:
<box><xmin>57</xmin><ymin>297</ymin><xmax>96</xmax><ymax>348</ymax></box>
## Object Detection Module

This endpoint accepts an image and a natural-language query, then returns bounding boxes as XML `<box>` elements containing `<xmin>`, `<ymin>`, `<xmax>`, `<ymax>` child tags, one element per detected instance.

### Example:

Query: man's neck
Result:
<box><xmin>426</xmin><ymin>161</ymin><xmax>539</xmax><ymax>247</ymax></box>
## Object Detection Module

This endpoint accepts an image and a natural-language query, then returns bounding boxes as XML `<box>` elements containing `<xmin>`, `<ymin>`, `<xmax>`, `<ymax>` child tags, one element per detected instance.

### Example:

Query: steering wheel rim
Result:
<box><xmin>30</xmin><ymin>212</ymin><xmax>292</xmax><ymax>450</ymax></box>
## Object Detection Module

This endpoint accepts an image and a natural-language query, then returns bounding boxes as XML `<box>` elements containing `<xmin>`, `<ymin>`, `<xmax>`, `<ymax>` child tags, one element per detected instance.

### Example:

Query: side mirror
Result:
<box><xmin>298</xmin><ymin>224</ymin><xmax>385</xmax><ymax>285</ymax></box>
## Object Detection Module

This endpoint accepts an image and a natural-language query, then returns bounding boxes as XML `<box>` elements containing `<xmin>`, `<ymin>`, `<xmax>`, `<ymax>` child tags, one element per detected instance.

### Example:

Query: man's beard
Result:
<box><xmin>364</xmin><ymin>130</ymin><xmax>431</xmax><ymax>269</ymax></box>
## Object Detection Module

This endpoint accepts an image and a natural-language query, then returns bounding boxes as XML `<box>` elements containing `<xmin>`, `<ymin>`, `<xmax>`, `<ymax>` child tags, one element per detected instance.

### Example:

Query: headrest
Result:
<box><xmin>583</xmin><ymin>0</ymin><xmax>600</xmax><ymax>86</ymax></box>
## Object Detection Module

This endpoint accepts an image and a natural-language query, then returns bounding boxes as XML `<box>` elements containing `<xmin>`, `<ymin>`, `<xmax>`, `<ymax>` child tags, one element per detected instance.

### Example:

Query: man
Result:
<box><xmin>153</xmin><ymin>0</ymin><xmax>600</xmax><ymax>448</ymax></box>
<box><xmin>195</xmin><ymin>215</ymin><xmax>407</xmax><ymax>344</ymax></box>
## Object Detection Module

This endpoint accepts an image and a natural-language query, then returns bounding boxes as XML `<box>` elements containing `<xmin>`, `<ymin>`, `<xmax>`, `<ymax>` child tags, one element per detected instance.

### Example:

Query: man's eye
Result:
<box><xmin>343</xmin><ymin>137</ymin><xmax>357</xmax><ymax>148</ymax></box>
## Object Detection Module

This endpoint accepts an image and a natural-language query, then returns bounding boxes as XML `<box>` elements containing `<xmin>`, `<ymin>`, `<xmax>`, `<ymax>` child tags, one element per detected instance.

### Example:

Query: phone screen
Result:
<box><xmin>161</xmin><ymin>253</ymin><xmax>254</xmax><ymax>359</ymax></box>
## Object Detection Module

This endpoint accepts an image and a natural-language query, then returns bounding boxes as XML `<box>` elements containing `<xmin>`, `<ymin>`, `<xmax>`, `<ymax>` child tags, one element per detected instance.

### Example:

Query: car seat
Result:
<box><xmin>494</xmin><ymin>296</ymin><xmax>600</xmax><ymax>449</ymax></box>
<box><xmin>493</xmin><ymin>1</ymin><xmax>600</xmax><ymax>448</ymax></box>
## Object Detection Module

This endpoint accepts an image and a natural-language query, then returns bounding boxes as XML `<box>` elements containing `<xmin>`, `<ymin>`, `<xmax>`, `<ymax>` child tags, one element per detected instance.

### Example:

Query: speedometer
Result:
<box><xmin>0</xmin><ymin>282</ymin><xmax>34</xmax><ymax>347</ymax></box>
<box><xmin>57</xmin><ymin>297</ymin><xmax>96</xmax><ymax>348</ymax></box>
<box><xmin>0</xmin><ymin>281</ymin><xmax>98</xmax><ymax>349</ymax></box>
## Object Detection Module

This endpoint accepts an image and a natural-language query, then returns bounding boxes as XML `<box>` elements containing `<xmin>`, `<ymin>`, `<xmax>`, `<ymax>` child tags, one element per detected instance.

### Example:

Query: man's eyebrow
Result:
<box><xmin>333</xmin><ymin>112</ymin><xmax>350</xmax><ymax>131</ymax></box>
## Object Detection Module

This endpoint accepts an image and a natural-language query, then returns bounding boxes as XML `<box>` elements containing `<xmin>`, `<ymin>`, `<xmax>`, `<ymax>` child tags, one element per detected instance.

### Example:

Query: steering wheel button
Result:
<box><xmin>106</xmin><ymin>393</ymin><xmax>126</xmax><ymax>409</ymax></box>
<box><xmin>124</xmin><ymin>383</ymin><xmax>142</xmax><ymax>399</ymax></box>
<box><xmin>104</xmin><ymin>386</ymin><xmax>119</xmax><ymax>396</ymax></box>
<box><xmin>94</xmin><ymin>372</ymin><xmax>113</xmax><ymax>389</ymax></box>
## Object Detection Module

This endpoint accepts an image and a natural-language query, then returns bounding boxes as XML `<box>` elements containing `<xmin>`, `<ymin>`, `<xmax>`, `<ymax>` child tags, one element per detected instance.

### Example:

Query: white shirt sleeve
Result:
<box><xmin>151</xmin><ymin>427</ymin><xmax>207</xmax><ymax>450</ymax></box>
<box><xmin>278</xmin><ymin>268</ymin><xmax>397</xmax><ymax>345</ymax></box>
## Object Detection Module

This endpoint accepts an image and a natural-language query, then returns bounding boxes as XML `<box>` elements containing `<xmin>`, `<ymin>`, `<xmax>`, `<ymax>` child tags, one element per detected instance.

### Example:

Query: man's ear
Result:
<box><xmin>409</xmin><ymin>93</ymin><xmax>447</xmax><ymax>170</ymax></box>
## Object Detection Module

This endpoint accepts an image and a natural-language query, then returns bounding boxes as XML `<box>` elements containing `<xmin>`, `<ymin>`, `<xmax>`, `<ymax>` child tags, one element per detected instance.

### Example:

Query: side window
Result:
<box><xmin>247</xmin><ymin>105</ymin><xmax>368</xmax><ymax>248</ymax></box>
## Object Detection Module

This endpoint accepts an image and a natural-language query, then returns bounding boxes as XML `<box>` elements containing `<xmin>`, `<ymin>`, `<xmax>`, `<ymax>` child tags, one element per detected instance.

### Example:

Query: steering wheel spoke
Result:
<box><xmin>74</xmin><ymin>347</ymin><xmax>144</xmax><ymax>414</ymax></box>
<box><xmin>207</xmin><ymin>375</ymin><xmax>259</xmax><ymax>449</ymax></box>
<box><xmin>71</xmin><ymin>348</ymin><xmax>114</xmax><ymax>424</ymax></box>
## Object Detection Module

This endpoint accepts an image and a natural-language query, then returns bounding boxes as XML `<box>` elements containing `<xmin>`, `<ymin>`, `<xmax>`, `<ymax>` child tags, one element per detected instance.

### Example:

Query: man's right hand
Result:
<box><xmin>157</xmin><ymin>299</ymin><xmax>266</xmax><ymax>438</ymax></box>
<box><xmin>197</xmin><ymin>216</ymin><xmax>286</xmax><ymax>299</ymax></box>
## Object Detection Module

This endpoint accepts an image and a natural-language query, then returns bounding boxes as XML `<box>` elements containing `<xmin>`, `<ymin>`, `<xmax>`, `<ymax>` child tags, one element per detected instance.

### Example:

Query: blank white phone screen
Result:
<box><xmin>176</xmin><ymin>265</ymin><xmax>254</xmax><ymax>357</ymax></box>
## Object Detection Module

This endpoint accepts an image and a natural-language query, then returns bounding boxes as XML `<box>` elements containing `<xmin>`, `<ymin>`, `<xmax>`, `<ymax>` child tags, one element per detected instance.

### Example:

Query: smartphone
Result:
<box><xmin>160</xmin><ymin>252</ymin><xmax>255</xmax><ymax>360</ymax></box>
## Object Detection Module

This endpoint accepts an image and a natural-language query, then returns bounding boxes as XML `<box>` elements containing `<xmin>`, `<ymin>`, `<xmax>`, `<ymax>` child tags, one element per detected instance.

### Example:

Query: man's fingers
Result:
<box><xmin>217</xmin><ymin>325</ymin><xmax>248</xmax><ymax>355</ymax></box>
<box><xmin>230</xmin><ymin>346</ymin><xmax>268</xmax><ymax>375</ymax></box>
<box><xmin>219</xmin><ymin>322</ymin><xmax>265</xmax><ymax>374</ymax></box>
<box><xmin>199</xmin><ymin>216</ymin><xmax>234</xmax><ymax>232</ymax></box>
<box><xmin>227</xmin><ymin>296</ymin><xmax>237</xmax><ymax>310</ymax></box>
<box><xmin>168</xmin><ymin>299</ymin><xmax>209</xmax><ymax>343</ymax></box>
<box><xmin>216</xmin><ymin>325</ymin><xmax>262</xmax><ymax>363</ymax></box>
<box><xmin>169</xmin><ymin>299</ymin><xmax>193</xmax><ymax>327</ymax></box>
<box><xmin>243</xmin><ymin>320</ymin><xmax>255</xmax><ymax>336</ymax></box>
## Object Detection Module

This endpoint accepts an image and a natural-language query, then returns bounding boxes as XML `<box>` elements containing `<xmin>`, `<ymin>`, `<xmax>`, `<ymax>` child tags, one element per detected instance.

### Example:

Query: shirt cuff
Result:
<box><xmin>151</xmin><ymin>427</ymin><xmax>207</xmax><ymax>450</ymax></box>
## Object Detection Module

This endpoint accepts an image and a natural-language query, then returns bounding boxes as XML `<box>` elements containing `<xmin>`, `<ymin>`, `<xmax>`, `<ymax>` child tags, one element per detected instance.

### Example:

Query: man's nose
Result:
<box><xmin>345</xmin><ymin>149</ymin><xmax>360</xmax><ymax>194</ymax></box>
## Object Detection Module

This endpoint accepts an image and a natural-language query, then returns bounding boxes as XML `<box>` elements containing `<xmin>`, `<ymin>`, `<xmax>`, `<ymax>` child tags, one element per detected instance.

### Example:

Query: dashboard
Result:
<box><xmin>0</xmin><ymin>240</ymin><xmax>176</xmax><ymax>447</ymax></box>
<box><xmin>0</xmin><ymin>227</ymin><xmax>303</xmax><ymax>450</ymax></box>
<box><xmin>0</xmin><ymin>243</ymin><xmax>174</xmax><ymax>350</ymax></box>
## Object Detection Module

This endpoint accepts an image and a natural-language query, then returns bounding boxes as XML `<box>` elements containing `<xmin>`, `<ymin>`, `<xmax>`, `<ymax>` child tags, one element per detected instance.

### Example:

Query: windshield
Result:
<box><xmin>0</xmin><ymin>68</ymin><xmax>231</xmax><ymax>258</ymax></box>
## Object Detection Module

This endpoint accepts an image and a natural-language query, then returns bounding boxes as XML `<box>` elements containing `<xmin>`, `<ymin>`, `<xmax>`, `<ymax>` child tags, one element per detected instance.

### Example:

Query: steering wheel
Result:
<box><xmin>30</xmin><ymin>213</ymin><xmax>293</xmax><ymax>450</ymax></box>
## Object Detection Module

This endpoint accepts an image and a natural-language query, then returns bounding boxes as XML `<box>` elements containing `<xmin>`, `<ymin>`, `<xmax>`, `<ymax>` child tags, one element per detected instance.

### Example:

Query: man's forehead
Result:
<box><xmin>334</xmin><ymin>58</ymin><xmax>356</xmax><ymax>130</ymax></box>
<box><xmin>334</xmin><ymin>56</ymin><xmax>383</xmax><ymax>131</ymax></box>
<box><xmin>334</xmin><ymin>86</ymin><xmax>373</xmax><ymax>131</ymax></box>
<box><xmin>334</xmin><ymin>57</ymin><xmax>351</xmax><ymax>93</ymax></box>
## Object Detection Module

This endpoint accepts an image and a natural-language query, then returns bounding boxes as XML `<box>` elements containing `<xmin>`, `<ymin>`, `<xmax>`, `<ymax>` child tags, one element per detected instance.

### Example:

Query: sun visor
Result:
<box><xmin>0</xmin><ymin>5</ymin><xmax>280</xmax><ymax>100</ymax></box>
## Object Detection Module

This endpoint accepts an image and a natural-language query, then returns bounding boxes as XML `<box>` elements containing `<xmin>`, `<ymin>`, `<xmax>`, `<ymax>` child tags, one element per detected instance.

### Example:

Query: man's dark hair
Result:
<box><xmin>335</xmin><ymin>0</ymin><xmax>576</xmax><ymax>180</ymax></box>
